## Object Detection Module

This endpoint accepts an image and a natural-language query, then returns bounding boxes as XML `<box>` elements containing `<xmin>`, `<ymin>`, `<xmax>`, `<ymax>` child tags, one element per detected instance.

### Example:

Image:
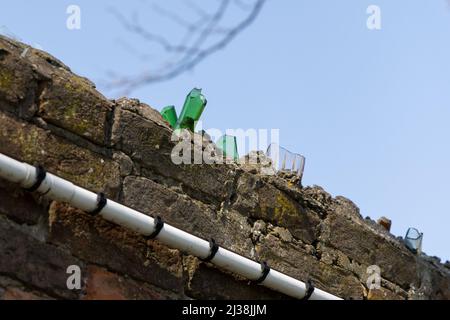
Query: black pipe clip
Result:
<box><xmin>301</xmin><ymin>279</ymin><xmax>315</xmax><ymax>300</ymax></box>
<box><xmin>89</xmin><ymin>192</ymin><xmax>107</xmax><ymax>216</ymax></box>
<box><xmin>201</xmin><ymin>238</ymin><xmax>219</xmax><ymax>262</ymax></box>
<box><xmin>146</xmin><ymin>216</ymin><xmax>164</xmax><ymax>240</ymax></box>
<box><xmin>254</xmin><ymin>261</ymin><xmax>271</xmax><ymax>284</ymax></box>
<box><xmin>25</xmin><ymin>165</ymin><xmax>47</xmax><ymax>192</ymax></box>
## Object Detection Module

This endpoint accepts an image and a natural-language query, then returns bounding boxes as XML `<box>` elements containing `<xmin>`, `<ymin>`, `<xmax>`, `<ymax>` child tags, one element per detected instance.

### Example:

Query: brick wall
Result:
<box><xmin>0</xmin><ymin>35</ymin><xmax>449</xmax><ymax>300</ymax></box>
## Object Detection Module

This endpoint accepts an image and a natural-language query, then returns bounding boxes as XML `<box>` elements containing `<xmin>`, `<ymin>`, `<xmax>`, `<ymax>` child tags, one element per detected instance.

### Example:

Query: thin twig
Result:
<box><xmin>106</xmin><ymin>0</ymin><xmax>266</xmax><ymax>93</ymax></box>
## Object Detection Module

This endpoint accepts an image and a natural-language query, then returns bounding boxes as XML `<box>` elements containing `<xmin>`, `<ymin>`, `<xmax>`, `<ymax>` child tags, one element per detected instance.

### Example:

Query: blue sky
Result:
<box><xmin>1</xmin><ymin>0</ymin><xmax>449</xmax><ymax>261</ymax></box>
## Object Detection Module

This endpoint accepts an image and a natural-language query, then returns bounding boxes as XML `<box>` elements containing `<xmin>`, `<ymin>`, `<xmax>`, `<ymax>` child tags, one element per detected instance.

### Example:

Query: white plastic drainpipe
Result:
<box><xmin>0</xmin><ymin>152</ymin><xmax>341</xmax><ymax>300</ymax></box>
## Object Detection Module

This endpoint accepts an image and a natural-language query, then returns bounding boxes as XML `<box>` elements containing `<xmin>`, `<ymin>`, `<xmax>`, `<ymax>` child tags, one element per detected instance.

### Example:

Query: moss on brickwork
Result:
<box><xmin>38</xmin><ymin>71</ymin><xmax>112</xmax><ymax>145</ymax></box>
<box><xmin>274</xmin><ymin>193</ymin><xmax>300</xmax><ymax>222</ymax></box>
<box><xmin>0</xmin><ymin>112</ymin><xmax>120</xmax><ymax>193</ymax></box>
<box><xmin>0</xmin><ymin>68</ymin><xmax>13</xmax><ymax>90</ymax></box>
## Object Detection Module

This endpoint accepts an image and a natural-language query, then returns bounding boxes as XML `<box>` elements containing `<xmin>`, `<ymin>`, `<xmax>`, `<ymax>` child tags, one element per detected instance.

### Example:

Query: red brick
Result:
<box><xmin>2</xmin><ymin>287</ymin><xmax>46</xmax><ymax>300</ymax></box>
<box><xmin>48</xmin><ymin>202</ymin><xmax>184</xmax><ymax>294</ymax></box>
<box><xmin>84</xmin><ymin>265</ymin><xmax>175</xmax><ymax>300</ymax></box>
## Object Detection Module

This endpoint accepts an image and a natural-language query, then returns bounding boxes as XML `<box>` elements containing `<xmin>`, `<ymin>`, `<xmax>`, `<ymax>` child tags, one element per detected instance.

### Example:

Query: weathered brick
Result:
<box><xmin>121</xmin><ymin>176</ymin><xmax>254</xmax><ymax>256</ymax></box>
<box><xmin>0</xmin><ymin>179</ymin><xmax>47</xmax><ymax>225</ymax></box>
<box><xmin>184</xmin><ymin>257</ymin><xmax>289</xmax><ymax>300</ymax></box>
<box><xmin>38</xmin><ymin>68</ymin><xmax>113</xmax><ymax>145</ymax></box>
<box><xmin>320</xmin><ymin>211</ymin><xmax>419</xmax><ymax>290</ymax></box>
<box><xmin>48</xmin><ymin>202</ymin><xmax>185</xmax><ymax>294</ymax></box>
<box><xmin>232</xmin><ymin>172</ymin><xmax>320</xmax><ymax>244</ymax></box>
<box><xmin>84</xmin><ymin>265</ymin><xmax>178</xmax><ymax>300</ymax></box>
<box><xmin>0</xmin><ymin>36</ymin><xmax>41</xmax><ymax>118</ymax></box>
<box><xmin>0</xmin><ymin>111</ymin><xmax>120</xmax><ymax>193</ymax></box>
<box><xmin>410</xmin><ymin>259</ymin><xmax>450</xmax><ymax>299</ymax></box>
<box><xmin>2</xmin><ymin>287</ymin><xmax>50</xmax><ymax>300</ymax></box>
<box><xmin>0</xmin><ymin>275</ymin><xmax>54</xmax><ymax>300</ymax></box>
<box><xmin>0</xmin><ymin>215</ymin><xmax>85</xmax><ymax>299</ymax></box>
<box><xmin>0</xmin><ymin>35</ymin><xmax>113</xmax><ymax>145</ymax></box>
<box><xmin>255</xmin><ymin>233</ymin><xmax>365</xmax><ymax>300</ymax></box>
<box><xmin>367</xmin><ymin>288</ymin><xmax>404</xmax><ymax>300</ymax></box>
<box><xmin>111</xmin><ymin>98</ymin><xmax>237</xmax><ymax>204</ymax></box>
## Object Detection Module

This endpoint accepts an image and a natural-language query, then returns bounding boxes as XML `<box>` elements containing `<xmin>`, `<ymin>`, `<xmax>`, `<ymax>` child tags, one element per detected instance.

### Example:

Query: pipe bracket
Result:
<box><xmin>24</xmin><ymin>165</ymin><xmax>47</xmax><ymax>192</ymax></box>
<box><xmin>201</xmin><ymin>238</ymin><xmax>219</xmax><ymax>262</ymax></box>
<box><xmin>146</xmin><ymin>216</ymin><xmax>164</xmax><ymax>240</ymax></box>
<box><xmin>89</xmin><ymin>192</ymin><xmax>107</xmax><ymax>216</ymax></box>
<box><xmin>254</xmin><ymin>261</ymin><xmax>271</xmax><ymax>284</ymax></box>
<box><xmin>301</xmin><ymin>279</ymin><xmax>315</xmax><ymax>300</ymax></box>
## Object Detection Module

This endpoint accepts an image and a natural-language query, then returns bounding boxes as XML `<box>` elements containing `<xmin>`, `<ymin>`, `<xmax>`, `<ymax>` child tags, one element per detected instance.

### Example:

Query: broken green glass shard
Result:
<box><xmin>175</xmin><ymin>88</ymin><xmax>207</xmax><ymax>132</ymax></box>
<box><xmin>216</xmin><ymin>135</ymin><xmax>239</xmax><ymax>162</ymax></box>
<box><xmin>160</xmin><ymin>105</ymin><xmax>178</xmax><ymax>128</ymax></box>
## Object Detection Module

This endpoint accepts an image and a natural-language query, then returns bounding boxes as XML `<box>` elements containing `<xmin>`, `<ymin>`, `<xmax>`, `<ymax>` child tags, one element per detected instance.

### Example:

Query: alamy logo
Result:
<box><xmin>66</xmin><ymin>5</ymin><xmax>81</xmax><ymax>30</ymax></box>
<box><xmin>66</xmin><ymin>265</ymin><xmax>81</xmax><ymax>290</ymax></box>
<box><xmin>170</xmin><ymin>121</ymin><xmax>280</xmax><ymax>171</ymax></box>
<box><xmin>366</xmin><ymin>5</ymin><xmax>381</xmax><ymax>30</ymax></box>
<box><xmin>366</xmin><ymin>265</ymin><xmax>381</xmax><ymax>290</ymax></box>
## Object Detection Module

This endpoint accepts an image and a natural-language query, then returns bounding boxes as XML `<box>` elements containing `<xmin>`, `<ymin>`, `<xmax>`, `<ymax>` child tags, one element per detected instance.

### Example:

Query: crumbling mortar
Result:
<box><xmin>17</xmin><ymin>77</ymin><xmax>50</xmax><ymax>121</ymax></box>
<box><xmin>104</xmin><ymin>100</ymin><xmax>117</xmax><ymax>157</ymax></box>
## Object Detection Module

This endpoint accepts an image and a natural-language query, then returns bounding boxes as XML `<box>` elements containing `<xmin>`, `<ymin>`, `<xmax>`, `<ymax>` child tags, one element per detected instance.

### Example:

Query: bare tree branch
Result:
<box><xmin>233</xmin><ymin>0</ymin><xmax>257</xmax><ymax>11</ymax></box>
<box><xmin>108</xmin><ymin>8</ymin><xmax>193</xmax><ymax>54</ymax></box>
<box><xmin>105</xmin><ymin>0</ymin><xmax>266</xmax><ymax>94</ymax></box>
<box><xmin>183</xmin><ymin>0</ymin><xmax>210</xmax><ymax>20</ymax></box>
<box><xmin>152</xmin><ymin>3</ymin><xmax>200</xmax><ymax>32</ymax></box>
